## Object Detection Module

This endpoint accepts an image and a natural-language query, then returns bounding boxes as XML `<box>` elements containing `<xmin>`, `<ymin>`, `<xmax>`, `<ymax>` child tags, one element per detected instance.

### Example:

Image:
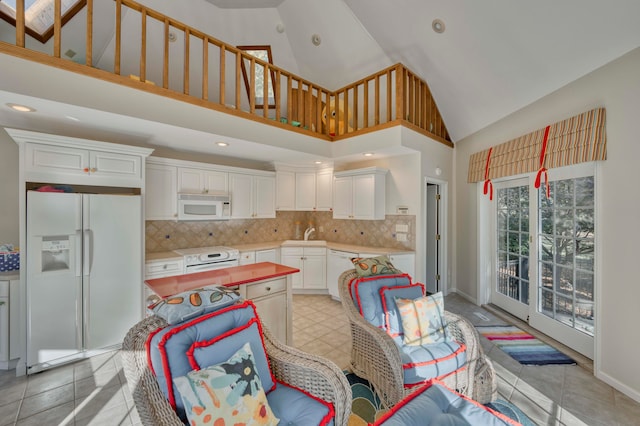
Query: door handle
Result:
<box><xmin>83</xmin><ymin>230</ymin><xmax>92</xmax><ymax>275</ymax></box>
<box><xmin>75</xmin><ymin>230</ymin><xmax>83</xmax><ymax>277</ymax></box>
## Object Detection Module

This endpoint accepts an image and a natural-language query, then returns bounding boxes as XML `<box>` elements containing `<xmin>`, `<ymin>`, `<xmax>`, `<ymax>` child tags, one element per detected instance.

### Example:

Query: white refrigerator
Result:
<box><xmin>26</xmin><ymin>191</ymin><xmax>142</xmax><ymax>374</ymax></box>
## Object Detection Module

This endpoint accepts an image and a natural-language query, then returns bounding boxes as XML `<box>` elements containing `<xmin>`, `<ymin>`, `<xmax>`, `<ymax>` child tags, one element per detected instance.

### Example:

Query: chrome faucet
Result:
<box><xmin>304</xmin><ymin>227</ymin><xmax>315</xmax><ymax>241</ymax></box>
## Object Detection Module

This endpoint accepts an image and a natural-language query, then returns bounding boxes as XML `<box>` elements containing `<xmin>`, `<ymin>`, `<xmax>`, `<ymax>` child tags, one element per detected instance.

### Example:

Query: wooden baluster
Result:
<box><xmin>202</xmin><ymin>37</ymin><xmax>209</xmax><ymax>100</ymax></box>
<box><xmin>249</xmin><ymin>56</ymin><xmax>256</xmax><ymax>113</ymax></box>
<box><xmin>163</xmin><ymin>20</ymin><xmax>169</xmax><ymax>88</ymax></box>
<box><xmin>140</xmin><ymin>8</ymin><xmax>146</xmax><ymax>82</ymax></box>
<box><xmin>395</xmin><ymin>64</ymin><xmax>404</xmax><ymax>122</ymax></box>
<box><xmin>375</xmin><ymin>75</ymin><xmax>381</xmax><ymax>125</ymax></box>
<box><xmin>352</xmin><ymin>85</ymin><xmax>358</xmax><ymax>133</ymax></box>
<box><xmin>286</xmin><ymin>76</ymin><xmax>292</xmax><ymax>124</ymax></box>
<box><xmin>316</xmin><ymin>89</ymin><xmax>323</xmax><ymax>134</ymax></box>
<box><xmin>296</xmin><ymin>81</ymin><xmax>303</xmax><ymax>124</ymax></box>
<box><xmin>115</xmin><ymin>0</ymin><xmax>121</xmax><ymax>75</ymax></box>
<box><xmin>363</xmin><ymin>79</ymin><xmax>369</xmax><ymax>129</ymax></box>
<box><xmin>275</xmin><ymin>69</ymin><xmax>281</xmax><ymax>121</ymax></box>
<box><xmin>386</xmin><ymin>70</ymin><xmax>392</xmax><ymax>122</ymax></box>
<box><xmin>263</xmin><ymin>63</ymin><xmax>269</xmax><ymax>118</ymax></box>
<box><xmin>305</xmin><ymin>84</ymin><xmax>313</xmax><ymax>128</ymax></box>
<box><xmin>219</xmin><ymin>45</ymin><xmax>226</xmax><ymax>106</ymax></box>
<box><xmin>235</xmin><ymin>52</ymin><xmax>241</xmax><ymax>110</ymax></box>
<box><xmin>54</xmin><ymin>0</ymin><xmax>61</xmax><ymax>57</ymax></box>
<box><xmin>15</xmin><ymin>0</ymin><xmax>24</xmax><ymax>47</ymax></box>
<box><xmin>86</xmin><ymin>0</ymin><xmax>93</xmax><ymax>66</ymax></box>
<box><xmin>184</xmin><ymin>28</ymin><xmax>190</xmax><ymax>95</ymax></box>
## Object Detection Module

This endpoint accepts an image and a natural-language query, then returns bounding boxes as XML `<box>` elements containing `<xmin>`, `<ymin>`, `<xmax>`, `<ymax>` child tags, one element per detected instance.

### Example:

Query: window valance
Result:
<box><xmin>467</xmin><ymin>108</ymin><xmax>607</xmax><ymax>184</ymax></box>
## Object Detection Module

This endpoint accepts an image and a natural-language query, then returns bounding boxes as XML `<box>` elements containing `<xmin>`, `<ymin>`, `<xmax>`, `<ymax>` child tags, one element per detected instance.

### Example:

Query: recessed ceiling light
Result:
<box><xmin>314</xmin><ymin>161</ymin><xmax>322</xmax><ymax>164</ymax></box>
<box><xmin>7</xmin><ymin>103</ymin><xmax>36</xmax><ymax>112</ymax></box>
<box><xmin>216</xmin><ymin>141</ymin><xmax>229</xmax><ymax>147</ymax></box>
<box><xmin>363</xmin><ymin>152</ymin><xmax>374</xmax><ymax>157</ymax></box>
<box><xmin>432</xmin><ymin>19</ymin><xmax>445</xmax><ymax>34</ymax></box>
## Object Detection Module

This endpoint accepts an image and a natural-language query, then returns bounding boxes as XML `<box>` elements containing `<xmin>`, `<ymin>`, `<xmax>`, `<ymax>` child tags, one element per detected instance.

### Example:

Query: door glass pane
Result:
<box><xmin>537</xmin><ymin>175</ymin><xmax>595</xmax><ymax>336</ymax></box>
<box><xmin>496</xmin><ymin>183</ymin><xmax>529</xmax><ymax>305</ymax></box>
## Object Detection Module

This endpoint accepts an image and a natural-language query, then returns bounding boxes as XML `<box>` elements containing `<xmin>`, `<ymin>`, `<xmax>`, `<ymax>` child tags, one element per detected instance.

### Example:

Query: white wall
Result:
<box><xmin>455</xmin><ymin>47</ymin><xmax>640</xmax><ymax>401</ymax></box>
<box><xmin>0</xmin><ymin>129</ymin><xmax>19</xmax><ymax>245</ymax></box>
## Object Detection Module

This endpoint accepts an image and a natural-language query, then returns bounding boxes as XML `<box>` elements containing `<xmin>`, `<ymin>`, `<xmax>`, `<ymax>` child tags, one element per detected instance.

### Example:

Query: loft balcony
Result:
<box><xmin>0</xmin><ymin>0</ymin><xmax>452</xmax><ymax>148</ymax></box>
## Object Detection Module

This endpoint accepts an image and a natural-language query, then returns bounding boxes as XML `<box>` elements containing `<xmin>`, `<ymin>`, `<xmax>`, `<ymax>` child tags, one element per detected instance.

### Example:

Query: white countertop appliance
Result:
<box><xmin>175</xmin><ymin>246</ymin><xmax>240</xmax><ymax>274</ymax></box>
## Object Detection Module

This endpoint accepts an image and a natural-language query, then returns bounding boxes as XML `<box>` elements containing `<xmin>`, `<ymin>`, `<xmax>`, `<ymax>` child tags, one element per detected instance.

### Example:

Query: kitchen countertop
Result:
<box><xmin>146</xmin><ymin>241</ymin><xmax>413</xmax><ymax>262</ymax></box>
<box><xmin>145</xmin><ymin>261</ymin><xmax>299</xmax><ymax>298</ymax></box>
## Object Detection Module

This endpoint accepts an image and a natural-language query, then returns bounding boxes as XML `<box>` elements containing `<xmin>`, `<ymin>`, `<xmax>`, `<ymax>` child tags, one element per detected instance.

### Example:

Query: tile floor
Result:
<box><xmin>1</xmin><ymin>294</ymin><xmax>639</xmax><ymax>425</ymax></box>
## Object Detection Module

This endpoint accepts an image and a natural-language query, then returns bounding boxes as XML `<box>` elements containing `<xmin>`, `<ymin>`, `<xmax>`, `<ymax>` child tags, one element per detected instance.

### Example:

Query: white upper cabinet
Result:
<box><xmin>276</xmin><ymin>171</ymin><xmax>295</xmax><ymax>211</ymax></box>
<box><xmin>146</xmin><ymin>163</ymin><xmax>177</xmax><ymax>220</ymax></box>
<box><xmin>11</xmin><ymin>128</ymin><xmax>153</xmax><ymax>188</ymax></box>
<box><xmin>178</xmin><ymin>168</ymin><xmax>228</xmax><ymax>194</ymax></box>
<box><xmin>315</xmin><ymin>169</ymin><xmax>333</xmax><ymax>211</ymax></box>
<box><xmin>275</xmin><ymin>165</ymin><xmax>333</xmax><ymax>211</ymax></box>
<box><xmin>229</xmin><ymin>172</ymin><xmax>276</xmax><ymax>219</ymax></box>
<box><xmin>295</xmin><ymin>172</ymin><xmax>316</xmax><ymax>210</ymax></box>
<box><xmin>333</xmin><ymin>167</ymin><xmax>387</xmax><ymax>220</ymax></box>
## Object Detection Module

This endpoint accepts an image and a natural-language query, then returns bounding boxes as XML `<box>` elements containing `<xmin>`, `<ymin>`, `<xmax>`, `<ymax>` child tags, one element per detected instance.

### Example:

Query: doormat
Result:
<box><xmin>476</xmin><ymin>325</ymin><xmax>576</xmax><ymax>365</ymax></box>
<box><xmin>343</xmin><ymin>371</ymin><xmax>535</xmax><ymax>425</ymax></box>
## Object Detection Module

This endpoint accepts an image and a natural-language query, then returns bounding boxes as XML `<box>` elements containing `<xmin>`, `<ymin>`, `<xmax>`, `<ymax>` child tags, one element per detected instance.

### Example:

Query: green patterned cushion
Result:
<box><xmin>351</xmin><ymin>255</ymin><xmax>402</xmax><ymax>277</ymax></box>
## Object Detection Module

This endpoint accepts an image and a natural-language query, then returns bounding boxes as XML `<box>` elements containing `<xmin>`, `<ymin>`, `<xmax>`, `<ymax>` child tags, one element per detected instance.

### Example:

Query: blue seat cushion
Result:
<box><xmin>400</xmin><ymin>340</ymin><xmax>467</xmax><ymax>387</ymax></box>
<box><xmin>349</xmin><ymin>274</ymin><xmax>412</xmax><ymax>328</ymax></box>
<box><xmin>266</xmin><ymin>382</ymin><xmax>335</xmax><ymax>426</ymax></box>
<box><xmin>375</xmin><ymin>380</ymin><xmax>517</xmax><ymax>425</ymax></box>
<box><xmin>147</xmin><ymin>301</ymin><xmax>275</xmax><ymax>420</ymax></box>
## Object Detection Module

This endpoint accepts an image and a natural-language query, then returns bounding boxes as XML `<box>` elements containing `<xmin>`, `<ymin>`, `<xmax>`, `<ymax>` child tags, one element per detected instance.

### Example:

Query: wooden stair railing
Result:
<box><xmin>1</xmin><ymin>0</ymin><xmax>452</xmax><ymax>147</ymax></box>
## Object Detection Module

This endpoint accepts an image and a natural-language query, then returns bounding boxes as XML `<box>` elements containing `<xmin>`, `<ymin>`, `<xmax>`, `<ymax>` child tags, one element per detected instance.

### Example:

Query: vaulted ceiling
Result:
<box><xmin>1</xmin><ymin>0</ymin><xmax>640</xmax><ymax>163</ymax></box>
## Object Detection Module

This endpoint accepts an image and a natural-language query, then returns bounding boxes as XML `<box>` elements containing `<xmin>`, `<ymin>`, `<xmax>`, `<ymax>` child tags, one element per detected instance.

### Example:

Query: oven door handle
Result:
<box><xmin>185</xmin><ymin>261</ymin><xmax>238</xmax><ymax>273</ymax></box>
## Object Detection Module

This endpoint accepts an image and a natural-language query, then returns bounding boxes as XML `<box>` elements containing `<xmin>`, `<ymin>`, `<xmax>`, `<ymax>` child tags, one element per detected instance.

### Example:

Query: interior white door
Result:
<box><xmin>85</xmin><ymin>194</ymin><xmax>142</xmax><ymax>350</ymax></box>
<box><xmin>26</xmin><ymin>191</ymin><xmax>83</xmax><ymax>370</ymax></box>
<box><xmin>426</xmin><ymin>184</ymin><xmax>439</xmax><ymax>294</ymax></box>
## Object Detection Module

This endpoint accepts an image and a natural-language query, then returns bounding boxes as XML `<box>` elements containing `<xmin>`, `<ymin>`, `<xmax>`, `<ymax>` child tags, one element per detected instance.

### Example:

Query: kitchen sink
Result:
<box><xmin>281</xmin><ymin>240</ymin><xmax>327</xmax><ymax>246</ymax></box>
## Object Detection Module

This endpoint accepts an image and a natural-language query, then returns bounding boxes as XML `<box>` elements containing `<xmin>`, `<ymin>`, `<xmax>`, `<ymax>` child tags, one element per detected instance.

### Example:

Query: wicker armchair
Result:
<box><xmin>122</xmin><ymin>314</ymin><xmax>352</xmax><ymax>426</ymax></box>
<box><xmin>338</xmin><ymin>269</ymin><xmax>496</xmax><ymax>408</ymax></box>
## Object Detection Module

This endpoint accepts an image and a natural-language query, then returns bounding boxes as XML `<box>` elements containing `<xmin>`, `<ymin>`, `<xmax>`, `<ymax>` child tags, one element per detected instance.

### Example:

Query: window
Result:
<box><xmin>538</xmin><ymin>176</ymin><xmax>595</xmax><ymax>336</ymax></box>
<box><xmin>0</xmin><ymin>0</ymin><xmax>85</xmax><ymax>43</ymax></box>
<box><xmin>238</xmin><ymin>45</ymin><xmax>275</xmax><ymax>109</ymax></box>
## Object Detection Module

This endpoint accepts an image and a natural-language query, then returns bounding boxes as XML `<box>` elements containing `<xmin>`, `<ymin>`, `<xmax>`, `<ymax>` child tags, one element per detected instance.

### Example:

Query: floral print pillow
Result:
<box><xmin>395</xmin><ymin>292</ymin><xmax>448</xmax><ymax>346</ymax></box>
<box><xmin>174</xmin><ymin>342</ymin><xmax>279</xmax><ymax>426</ymax></box>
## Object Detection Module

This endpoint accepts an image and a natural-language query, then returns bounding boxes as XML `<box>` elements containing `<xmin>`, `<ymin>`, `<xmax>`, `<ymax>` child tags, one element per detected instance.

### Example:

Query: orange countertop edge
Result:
<box><xmin>145</xmin><ymin>262</ymin><xmax>300</xmax><ymax>298</ymax></box>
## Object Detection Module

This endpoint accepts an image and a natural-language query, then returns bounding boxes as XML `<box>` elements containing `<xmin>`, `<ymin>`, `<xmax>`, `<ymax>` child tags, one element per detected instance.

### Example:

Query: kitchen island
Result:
<box><xmin>145</xmin><ymin>262</ymin><xmax>299</xmax><ymax>345</ymax></box>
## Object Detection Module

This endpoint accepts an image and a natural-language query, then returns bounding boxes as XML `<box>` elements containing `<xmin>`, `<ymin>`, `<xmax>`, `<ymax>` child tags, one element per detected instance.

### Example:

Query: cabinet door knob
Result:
<box><xmin>265</xmin><ymin>287</ymin><xmax>271</xmax><ymax>292</ymax></box>
<box><xmin>91</xmin><ymin>167</ymin><xmax>97</xmax><ymax>173</ymax></box>
<box><xmin>83</xmin><ymin>167</ymin><xmax>89</xmax><ymax>173</ymax></box>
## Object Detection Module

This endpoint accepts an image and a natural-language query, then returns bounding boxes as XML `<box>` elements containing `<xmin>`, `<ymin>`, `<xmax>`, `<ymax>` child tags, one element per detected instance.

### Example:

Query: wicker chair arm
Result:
<box><xmin>338</xmin><ymin>269</ymin><xmax>406</xmax><ymax>406</ymax></box>
<box><xmin>262</xmin><ymin>323</ymin><xmax>352</xmax><ymax>426</ymax></box>
<box><xmin>443</xmin><ymin>311</ymin><xmax>481</xmax><ymax>361</ymax></box>
<box><xmin>122</xmin><ymin>315</ymin><xmax>184</xmax><ymax>426</ymax></box>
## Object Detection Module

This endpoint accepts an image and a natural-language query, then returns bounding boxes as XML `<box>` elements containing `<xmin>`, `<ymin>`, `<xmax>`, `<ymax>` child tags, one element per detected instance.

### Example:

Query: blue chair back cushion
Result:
<box><xmin>349</xmin><ymin>274</ymin><xmax>412</xmax><ymax>328</ymax></box>
<box><xmin>267</xmin><ymin>382</ymin><xmax>335</xmax><ymax>426</ymax></box>
<box><xmin>146</xmin><ymin>301</ymin><xmax>275</xmax><ymax>420</ymax></box>
<box><xmin>374</xmin><ymin>380</ymin><xmax>519</xmax><ymax>425</ymax></box>
<box><xmin>380</xmin><ymin>283</ymin><xmax>425</xmax><ymax>339</ymax></box>
<box><xmin>400</xmin><ymin>340</ymin><xmax>467</xmax><ymax>387</ymax></box>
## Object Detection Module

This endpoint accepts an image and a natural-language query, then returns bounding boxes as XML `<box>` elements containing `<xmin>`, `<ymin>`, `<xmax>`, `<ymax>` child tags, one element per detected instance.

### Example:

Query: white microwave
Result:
<box><xmin>177</xmin><ymin>193</ymin><xmax>231</xmax><ymax>221</ymax></box>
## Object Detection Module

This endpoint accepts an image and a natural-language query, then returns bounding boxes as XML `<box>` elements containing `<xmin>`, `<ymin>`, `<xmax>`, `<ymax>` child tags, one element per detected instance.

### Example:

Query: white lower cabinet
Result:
<box><xmin>244</xmin><ymin>278</ymin><xmax>289</xmax><ymax>344</ymax></box>
<box><xmin>256</xmin><ymin>248</ymin><xmax>279</xmax><ymax>263</ymax></box>
<box><xmin>326</xmin><ymin>249</ymin><xmax>357</xmax><ymax>300</ymax></box>
<box><xmin>389</xmin><ymin>253</ymin><xmax>416</xmax><ymax>277</ymax></box>
<box><xmin>0</xmin><ymin>279</ymin><xmax>20</xmax><ymax>369</ymax></box>
<box><xmin>281</xmin><ymin>246</ymin><xmax>326</xmax><ymax>291</ymax></box>
<box><xmin>239</xmin><ymin>251</ymin><xmax>256</xmax><ymax>265</ymax></box>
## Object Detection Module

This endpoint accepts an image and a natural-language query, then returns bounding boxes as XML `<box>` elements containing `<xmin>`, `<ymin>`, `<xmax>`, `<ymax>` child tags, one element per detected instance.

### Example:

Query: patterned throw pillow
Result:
<box><xmin>395</xmin><ymin>292</ymin><xmax>447</xmax><ymax>346</ymax></box>
<box><xmin>174</xmin><ymin>342</ymin><xmax>279</xmax><ymax>426</ymax></box>
<box><xmin>351</xmin><ymin>255</ymin><xmax>402</xmax><ymax>277</ymax></box>
<box><xmin>149</xmin><ymin>286</ymin><xmax>240</xmax><ymax>325</ymax></box>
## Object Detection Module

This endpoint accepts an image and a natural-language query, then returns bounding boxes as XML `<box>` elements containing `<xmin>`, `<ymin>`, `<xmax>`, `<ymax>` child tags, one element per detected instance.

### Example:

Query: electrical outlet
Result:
<box><xmin>396</xmin><ymin>233</ymin><xmax>407</xmax><ymax>242</ymax></box>
<box><xmin>395</xmin><ymin>224</ymin><xmax>409</xmax><ymax>233</ymax></box>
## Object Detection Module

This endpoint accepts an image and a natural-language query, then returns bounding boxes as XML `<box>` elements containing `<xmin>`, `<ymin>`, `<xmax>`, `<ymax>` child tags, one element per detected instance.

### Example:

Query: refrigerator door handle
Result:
<box><xmin>83</xmin><ymin>229</ymin><xmax>93</xmax><ymax>275</ymax></box>
<box><xmin>75</xmin><ymin>230</ymin><xmax>83</xmax><ymax>277</ymax></box>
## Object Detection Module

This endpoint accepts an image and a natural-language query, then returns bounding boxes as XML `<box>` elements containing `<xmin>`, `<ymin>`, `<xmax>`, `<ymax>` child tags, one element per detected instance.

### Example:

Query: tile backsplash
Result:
<box><xmin>146</xmin><ymin>211</ymin><xmax>415</xmax><ymax>253</ymax></box>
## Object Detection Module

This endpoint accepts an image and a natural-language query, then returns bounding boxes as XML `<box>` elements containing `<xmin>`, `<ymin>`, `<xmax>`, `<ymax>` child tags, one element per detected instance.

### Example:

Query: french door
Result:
<box><xmin>490</xmin><ymin>164</ymin><xmax>595</xmax><ymax>358</ymax></box>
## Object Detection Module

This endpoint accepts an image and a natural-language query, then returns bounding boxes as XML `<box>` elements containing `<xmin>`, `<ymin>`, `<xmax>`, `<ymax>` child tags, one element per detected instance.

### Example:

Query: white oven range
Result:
<box><xmin>174</xmin><ymin>246</ymin><xmax>240</xmax><ymax>274</ymax></box>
